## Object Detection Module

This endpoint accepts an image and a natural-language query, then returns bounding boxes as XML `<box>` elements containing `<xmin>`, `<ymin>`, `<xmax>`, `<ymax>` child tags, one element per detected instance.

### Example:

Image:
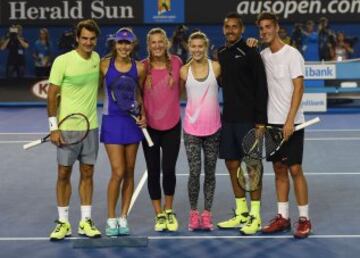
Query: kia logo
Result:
<box><xmin>32</xmin><ymin>80</ymin><xmax>49</xmax><ymax>99</ymax></box>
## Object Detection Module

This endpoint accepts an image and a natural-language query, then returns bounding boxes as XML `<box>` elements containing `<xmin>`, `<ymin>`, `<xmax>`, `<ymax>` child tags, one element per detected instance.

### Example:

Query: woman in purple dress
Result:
<box><xmin>100</xmin><ymin>27</ymin><xmax>146</xmax><ymax>236</ymax></box>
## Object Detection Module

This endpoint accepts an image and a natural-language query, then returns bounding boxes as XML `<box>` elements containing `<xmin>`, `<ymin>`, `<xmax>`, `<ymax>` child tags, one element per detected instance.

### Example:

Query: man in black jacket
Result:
<box><xmin>217</xmin><ymin>12</ymin><xmax>268</xmax><ymax>235</ymax></box>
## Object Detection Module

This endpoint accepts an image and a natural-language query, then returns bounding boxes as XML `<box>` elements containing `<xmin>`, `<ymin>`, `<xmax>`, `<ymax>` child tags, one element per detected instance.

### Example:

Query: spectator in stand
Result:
<box><xmin>331</xmin><ymin>31</ymin><xmax>354</xmax><ymax>61</ymax></box>
<box><xmin>302</xmin><ymin>20</ymin><xmax>319</xmax><ymax>61</ymax></box>
<box><xmin>170</xmin><ymin>25</ymin><xmax>189</xmax><ymax>63</ymax></box>
<box><xmin>33</xmin><ymin>28</ymin><xmax>53</xmax><ymax>77</ymax></box>
<box><xmin>290</xmin><ymin>23</ymin><xmax>304</xmax><ymax>55</ymax></box>
<box><xmin>0</xmin><ymin>24</ymin><xmax>29</xmax><ymax>78</ymax></box>
<box><xmin>318</xmin><ymin>17</ymin><xmax>335</xmax><ymax>61</ymax></box>
<box><xmin>58</xmin><ymin>27</ymin><xmax>76</xmax><ymax>54</ymax></box>
<box><xmin>279</xmin><ymin>27</ymin><xmax>291</xmax><ymax>45</ymax></box>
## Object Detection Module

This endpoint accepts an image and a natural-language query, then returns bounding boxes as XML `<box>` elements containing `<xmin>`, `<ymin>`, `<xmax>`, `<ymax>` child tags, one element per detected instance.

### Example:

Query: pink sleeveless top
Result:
<box><xmin>142</xmin><ymin>55</ymin><xmax>182</xmax><ymax>130</ymax></box>
<box><xmin>183</xmin><ymin>60</ymin><xmax>221</xmax><ymax>136</ymax></box>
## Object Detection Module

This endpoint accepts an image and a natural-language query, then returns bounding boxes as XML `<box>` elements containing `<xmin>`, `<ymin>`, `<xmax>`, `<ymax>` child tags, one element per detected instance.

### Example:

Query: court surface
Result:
<box><xmin>1</xmin><ymin>107</ymin><xmax>360</xmax><ymax>258</ymax></box>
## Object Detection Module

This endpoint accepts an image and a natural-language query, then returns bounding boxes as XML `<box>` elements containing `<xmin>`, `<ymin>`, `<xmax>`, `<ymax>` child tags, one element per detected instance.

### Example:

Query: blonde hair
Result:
<box><xmin>187</xmin><ymin>31</ymin><xmax>210</xmax><ymax>63</ymax></box>
<box><xmin>145</xmin><ymin>27</ymin><xmax>173</xmax><ymax>89</ymax></box>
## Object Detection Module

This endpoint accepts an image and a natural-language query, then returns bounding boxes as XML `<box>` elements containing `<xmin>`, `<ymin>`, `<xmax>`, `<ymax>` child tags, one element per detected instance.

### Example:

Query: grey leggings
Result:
<box><xmin>183</xmin><ymin>130</ymin><xmax>220</xmax><ymax>211</ymax></box>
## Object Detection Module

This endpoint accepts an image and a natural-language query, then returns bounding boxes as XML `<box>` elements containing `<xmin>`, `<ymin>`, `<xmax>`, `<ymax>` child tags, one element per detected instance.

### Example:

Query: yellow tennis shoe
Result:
<box><xmin>165</xmin><ymin>209</ymin><xmax>178</xmax><ymax>232</ymax></box>
<box><xmin>49</xmin><ymin>220</ymin><xmax>71</xmax><ymax>241</ymax></box>
<box><xmin>78</xmin><ymin>218</ymin><xmax>101</xmax><ymax>238</ymax></box>
<box><xmin>217</xmin><ymin>210</ymin><xmax>249</xmax><ymax>229</ymax></box>
<box><xmin>240</xmin><ymin>215</ymin><xmax>261</xmax><ymax>235</ymax></box>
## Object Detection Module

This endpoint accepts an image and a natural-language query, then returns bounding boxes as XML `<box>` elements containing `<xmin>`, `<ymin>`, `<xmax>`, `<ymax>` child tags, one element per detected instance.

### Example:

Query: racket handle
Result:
<box><xmin>142</xmin><ymin>128</ymin><xmax>154</xmax><ymax>147</ymax></box>
<box><xmin>295</xmin><ymin>117</ymin><xmax>320</xmax><ymax>131</ymax></box>
<box><xmin>23</xmin><ymin>139</ymin><xmax>42</xmax><ymax>150</ymax></box>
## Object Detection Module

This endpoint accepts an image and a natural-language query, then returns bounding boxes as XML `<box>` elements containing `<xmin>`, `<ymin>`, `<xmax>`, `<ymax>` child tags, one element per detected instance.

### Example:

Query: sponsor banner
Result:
<box><xmin>302</xmin><ymin>93</ymin><xmax>327</xmax><ymax>112</ymax></box>
<box><xmin>144</xmin><ymin>0</ymin><xmax>184</xmax><ymax>24</ymax></box>
<box><xmin>305</xmin><ymin>64</ymin><xmax>337</xmax><ymax>80</ymax></box>
<box><xmin>186</xmin><ymin>0</ymin><xmax>360</xmax><ymax>24</ymax></box>
<box><xmin>0</xmin><ymin>0</ymin><xmax>143</xmax><ymax>25</ymax></box>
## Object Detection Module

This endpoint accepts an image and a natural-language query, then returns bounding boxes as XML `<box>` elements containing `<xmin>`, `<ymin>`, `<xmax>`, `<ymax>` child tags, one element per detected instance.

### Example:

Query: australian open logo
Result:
<box><xmin>158</xmin><ymin>0</ymin><xmax>171</xmax><ymax>15</ymax></box>
<box><xmin>144</xmin><ymin>0</ymin><xmax>184</xmax><ymax>23</ymax></box>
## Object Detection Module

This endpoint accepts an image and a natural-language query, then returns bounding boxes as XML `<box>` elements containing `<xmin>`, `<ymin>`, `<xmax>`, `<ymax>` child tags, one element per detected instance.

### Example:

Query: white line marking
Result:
<box><xmin>306</xmin><ymin>137</ymin><xmax>360</xmax><ymax>141</ymax></box>
<box><xmin>1</xmin><ymin>234</ymin><xmax>360</xmax><ymax>241</ymax></box>
<box><xmin>127</xmin><ymin>170</ymin><xmax>148</xmax><ymax>216</ymax></box>
<box><xmin>1</xmin><ymin>137</ymin><xmax>360</xmax><ymax>144</ymax></box>
<box><xmin>0</xmin><ymin>141</ymin><xmax>30</xmax><ymax>143</ymax></box>
<box><xmin>0</xmin><ymin>133</ymin><xmax>46</xmax><ymax>135</ymax></box>
<box><xmin>177</xmin><ymin>172</ymin><xmax>360</xmax><ymax>176</ymax></box>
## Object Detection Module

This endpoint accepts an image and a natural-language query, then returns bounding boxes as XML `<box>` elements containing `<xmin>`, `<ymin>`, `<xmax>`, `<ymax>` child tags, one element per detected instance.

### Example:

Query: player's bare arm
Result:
<box><xmin>284</xmin><ymin>76</ymin><xmax>304</xmax><ymax>140</ymax></box>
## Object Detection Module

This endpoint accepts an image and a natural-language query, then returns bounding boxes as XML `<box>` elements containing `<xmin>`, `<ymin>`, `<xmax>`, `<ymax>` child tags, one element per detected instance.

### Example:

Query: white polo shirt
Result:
<box><xmin>260</xmin><ymin>44</ymin><xmax>305</xmax><ymax>124</ymax></box>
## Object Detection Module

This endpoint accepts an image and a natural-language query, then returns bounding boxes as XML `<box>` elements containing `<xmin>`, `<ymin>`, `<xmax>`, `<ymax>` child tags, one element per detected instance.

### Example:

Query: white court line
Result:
<box><xmin>0</xmin><ymin>132</ymin><xmax>46</xmax><ymax>135</ymax></box>
<box><xmin>127</xmin><ymin>170</ymin><xmax>148</xmax><ymax>216</ymax></box>
<box><xmin>178</xmin><ymin>172</ymin><xmax>360</xmax><ymax>176</ymax></box>
<box><xmin>1</xmin><ymin>234</ymin><xmax>360</xmax><ymax>241</ymax></box>
<box><xmin>2</xmin><ymin>137</ymin><xmax>360</xmax><ymax>144</ymax></box>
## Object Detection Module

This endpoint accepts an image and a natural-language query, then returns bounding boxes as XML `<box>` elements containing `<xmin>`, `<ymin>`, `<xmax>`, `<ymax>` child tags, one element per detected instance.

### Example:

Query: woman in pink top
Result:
<box><xmin>141</xmin><ymin>28</ymin><xmax>182</xmax><ymax>232</ymax></box>
<box><xmin>180</xmin><ymin>31</ymin><xmax>221</xmax><ymax>231</ymax></box>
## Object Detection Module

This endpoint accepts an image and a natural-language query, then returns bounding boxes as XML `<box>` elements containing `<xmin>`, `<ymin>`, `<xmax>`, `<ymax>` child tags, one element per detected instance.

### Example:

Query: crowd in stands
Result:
<box><xmin>0</xmin><ymin>17</ymin><xmax>358</xmax><ymax>78</ymax></box>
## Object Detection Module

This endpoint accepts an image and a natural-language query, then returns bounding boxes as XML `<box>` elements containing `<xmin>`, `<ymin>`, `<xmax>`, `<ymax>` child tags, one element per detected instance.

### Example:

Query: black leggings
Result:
<box><xmin>142</xmin><ymin>121</ymin><xmax>181</xmax><ymax>200</ymax></box>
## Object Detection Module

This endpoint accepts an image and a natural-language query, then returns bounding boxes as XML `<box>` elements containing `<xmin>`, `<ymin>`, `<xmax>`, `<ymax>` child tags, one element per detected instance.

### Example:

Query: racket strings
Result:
<box><xmin>242</xmin><ymin>129</ymin><xmax>265</xmax><ymax>159</ymax></box>
<box><xmin>238</xmin><ymin>156</ymin><xmax>263</xmax><ymax>191</ymax></box>
<box><xmin>264</xmin><ymin>130</ymin><xmax>284</xmax><ymax>156</ymax></box>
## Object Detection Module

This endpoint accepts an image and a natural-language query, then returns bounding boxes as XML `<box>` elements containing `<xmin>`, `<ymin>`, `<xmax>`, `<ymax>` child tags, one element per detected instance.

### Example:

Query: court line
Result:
<box><xmin>2</xmin><ymin>137</ymin><xmax>360</xmax><ymax>144</ymax></box>
<box><xmin>1</xmin><ymin>129</ymin><xmax>360</xmax><ymax>135</ymax></box>
<box><xmin>177</xmin><ymin>172</ymin><xmax>360</xmax><ymax>176</ymax></box>
<box><xmin>1</xmin><ymin>234</ymin><xmax>360</xmax><ymax>241</ymax></box>
<box><xmin>128</xmin><ymin>170</ymin><xmax>148</xmax><ymax>216</ymax></box>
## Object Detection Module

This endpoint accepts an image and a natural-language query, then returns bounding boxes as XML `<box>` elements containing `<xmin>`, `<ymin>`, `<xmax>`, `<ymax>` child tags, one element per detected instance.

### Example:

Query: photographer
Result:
<box><xmin>170</xmin><ymin>25</ymin><xmax>189</xmax><ymax>63</ymax></box>
<box><xmin>0</xmin><ymin>24</ymin><xmax>29</xmax><ymax>78</ymax></box>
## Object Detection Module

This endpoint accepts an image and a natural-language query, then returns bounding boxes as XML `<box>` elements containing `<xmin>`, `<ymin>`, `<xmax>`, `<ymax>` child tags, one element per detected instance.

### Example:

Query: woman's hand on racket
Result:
<box><xmin>50</xmin><ymin>130</ymin><xmax>65</xmax><ymax>146</ymax></box>
<box><xmin>135</xmin><ymin>114</ymin><xmax>147</xmax><ymax>128</ymax></box>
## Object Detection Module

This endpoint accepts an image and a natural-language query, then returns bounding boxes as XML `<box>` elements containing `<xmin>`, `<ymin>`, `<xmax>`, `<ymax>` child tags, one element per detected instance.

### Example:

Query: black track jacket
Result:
<box><xmin>218</xmin><ymin>39</ymin><xmax>268</xmax><ymax>124</ymax></box>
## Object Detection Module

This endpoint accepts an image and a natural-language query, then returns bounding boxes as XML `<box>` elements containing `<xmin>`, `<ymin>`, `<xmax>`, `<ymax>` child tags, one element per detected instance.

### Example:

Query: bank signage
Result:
<box><xmin>305</xmin><ymin>64</ymin><xmax>337</xmax><ymax>80</ymax></box>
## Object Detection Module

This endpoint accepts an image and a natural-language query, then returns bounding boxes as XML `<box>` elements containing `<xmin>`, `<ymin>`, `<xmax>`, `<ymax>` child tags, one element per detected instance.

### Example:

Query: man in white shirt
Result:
<box><xmin>257</xmin><ymin>12</ymin><xmax>311</xmax><ymax>239</ymax></box>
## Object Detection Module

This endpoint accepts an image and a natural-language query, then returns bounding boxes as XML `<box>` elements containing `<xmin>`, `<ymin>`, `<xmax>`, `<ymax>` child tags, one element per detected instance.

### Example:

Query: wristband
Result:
<box><xmin>48</xmin><ymin>117</ymin><xmax>58</xmax><ymax>131</ymax></box>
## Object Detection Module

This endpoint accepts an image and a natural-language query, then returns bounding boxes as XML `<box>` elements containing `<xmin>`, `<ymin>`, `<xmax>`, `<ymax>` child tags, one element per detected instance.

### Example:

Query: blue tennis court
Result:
<box><xmin>1</xmin><ymin>107</ymin><xmax>360</xmax><ymax>258</ymax></box>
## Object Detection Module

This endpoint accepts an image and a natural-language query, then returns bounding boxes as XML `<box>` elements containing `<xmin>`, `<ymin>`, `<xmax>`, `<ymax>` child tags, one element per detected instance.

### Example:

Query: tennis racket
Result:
<box><xmin>242</xmin><ymin>117</ymin><xmax>320</xmax><ymax>159</ymax></box>
<box><xmin>23</xmin><ymin>113</ymin><xmax>90</xmax><ymax>150</ymax></box>
<box><xmin>237</xmin><ymin>156</ymin><xmax>263</xmax><ymax>192</ymax></box>
<box><xmin>109</xmin><ymin>74</ymin><xmax>154</xmax><ymax>147</ymax></box>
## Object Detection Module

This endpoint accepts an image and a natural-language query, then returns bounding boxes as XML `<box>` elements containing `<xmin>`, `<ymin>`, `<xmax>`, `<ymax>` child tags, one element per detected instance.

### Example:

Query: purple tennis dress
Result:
<box><xmin>100</xmin><ymin>58</ymin><xmax>143</xmax><ymax>144</ymax></box>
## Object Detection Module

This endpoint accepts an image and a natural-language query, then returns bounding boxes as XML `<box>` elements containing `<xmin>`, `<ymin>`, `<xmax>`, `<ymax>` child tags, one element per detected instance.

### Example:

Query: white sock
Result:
<box><xmin>118</xmin><ymin>216</ymin><xmax>127</xmax><ymax>227</ymax></box>
<box><xmin>107</xmin><ymin>218</ymin><xmax>117</xmax><ymax>228</ymax></box>
<box><xmin>80</xmin><ymin>205</ymin><xmax>92</xmax><ymax>220</ymax></box>
<box><xmin>298</xmin><ymin>204</ymin><xmax>309</xmax><ymax>219</ymax></box>
<box><xmin>58</xmin><ymin>206</ymin><xmax>69</xmax><ymax>222</ymax></box>
<box><xmin>278</xmin><ymin>202</ymin><xmax>289</xmax><ymax>219</ymax></box>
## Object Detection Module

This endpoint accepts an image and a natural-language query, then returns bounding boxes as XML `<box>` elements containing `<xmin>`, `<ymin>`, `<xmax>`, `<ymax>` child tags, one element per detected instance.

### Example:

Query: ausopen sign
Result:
<box><xmin>186</xmin><ymin>0</ymin><xmax>360</xmax><ymax>23</ymax></box>
<box><xmin>0</xmin><ymin>0</ymin><xmax>143</xmax><ymax>25</ymax></box>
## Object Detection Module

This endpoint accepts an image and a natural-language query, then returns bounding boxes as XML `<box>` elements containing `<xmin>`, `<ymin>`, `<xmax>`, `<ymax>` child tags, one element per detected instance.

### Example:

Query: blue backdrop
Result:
<box><xmin>0</xmin><ymin>23</ymin><xmax>359</xmax><ymax>78</ymax></box>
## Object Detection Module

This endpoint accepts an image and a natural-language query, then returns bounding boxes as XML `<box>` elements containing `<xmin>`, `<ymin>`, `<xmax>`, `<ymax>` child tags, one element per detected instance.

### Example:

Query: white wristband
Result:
<box><xmin>48</xmin><ymin>117</ymin><xmax>58</xmax><ymax>131</ymax></box>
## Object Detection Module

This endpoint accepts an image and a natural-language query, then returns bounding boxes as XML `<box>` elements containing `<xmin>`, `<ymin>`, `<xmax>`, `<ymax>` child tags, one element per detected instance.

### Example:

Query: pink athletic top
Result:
<box><xmin>183</xmin><ymin>60</ymin><xmax>221</xmax><ymax>136</ymax></box>
<box><xmin>142</xmin><ymin>55</ymin><xmax>182</xmax><ymax>130</ymax></box>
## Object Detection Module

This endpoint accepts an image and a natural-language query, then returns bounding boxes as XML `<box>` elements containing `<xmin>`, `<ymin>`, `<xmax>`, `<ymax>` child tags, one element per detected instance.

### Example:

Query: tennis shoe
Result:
<box><xmin>293</xmin><ymin>217</ymin><xmax>311</xmax><ymax>239</ymax></box>
<box><xmin>262</xmin><ymin>214</ymin><xmax>291</xmax><ymax>233</ymax></box>
<box><xmin>217</xmin><ymin>209</ymin><xmax>249</xmax><ymax>229</ymax></box>
<box><xmin>188</xmin><ymin>210</ymin><xmax>201</xmax><ymax>231</ymax></box>
<box><xmin>154</xmin><ymin>213</ymin><xmax>167</xmax><ymax>232</ymax></box>
<box><xmin>240</xmin><ymin>215</ymin><xmax>261</xmax><ymax>235</ymax></box>
<box><xmin>201</xmin><ymin>210</ymin><xmax>214</xmax><ymax>231</ymax></box>
<box><xmin>49</xmin><ymin>220</ymin><xmax>71</xmax><ymax>241</ymax></box>
<box><xmin>118</xmin><ymin>217</ymin><xmax>130</xmax><ymax>235</ymax></box>
<box><xmin>105</xmin><ymin>219</ymin><xmax>118</xmax><ymax>237</ymax></box>
<box><xmin>165</xmin><ymin>209</ymin><xmax>178</xmax><ymax>232</ymax></box>
<box><xmin>78</xmin><ymin>218</ymin><xmax>101</xmax><ymax>238</ymax></box>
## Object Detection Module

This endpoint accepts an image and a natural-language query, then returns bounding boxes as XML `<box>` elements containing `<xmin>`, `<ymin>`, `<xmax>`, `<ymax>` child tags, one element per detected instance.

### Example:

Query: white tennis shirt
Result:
<box><xmin>261</xmin><ymin>44</ymin><xmax>305</xmax><ymax>124</ymax></box>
